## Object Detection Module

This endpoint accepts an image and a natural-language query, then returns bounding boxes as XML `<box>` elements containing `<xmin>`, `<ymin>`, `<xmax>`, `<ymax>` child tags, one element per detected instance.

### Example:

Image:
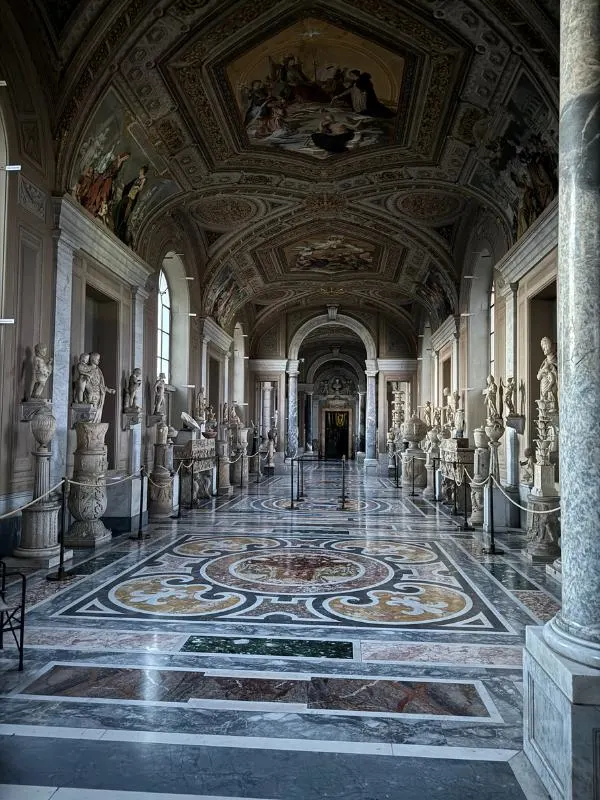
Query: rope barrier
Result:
<box><xmin>490</xmin><ymin>474</ymin><xmax>561</xmax><ymax>514</ymax></box>
<box><xmin>461</xmin><ymin>467</ymin><xmax>561</xmax><ymax>515</ymax></box>
<box><xmin>0</xmin><ymin>478</ymin><xmax>66</xmax><ymax>519</ymax></box>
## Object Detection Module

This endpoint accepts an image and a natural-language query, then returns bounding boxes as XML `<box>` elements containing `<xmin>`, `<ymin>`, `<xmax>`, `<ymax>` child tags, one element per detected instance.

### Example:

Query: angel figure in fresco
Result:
<box><xmin>80</xmin><ymin>151</ymin><xmax>131</xmax><ymax>218</ymax></box>
<box><xmin>113</xmin><ymin>165</ymin><xmax>149</xmax><ymax>242</ymax></box>
<box><xmin>332</xmin><ymin>70</ymin><xmax>395</xmax><ymax>118</ymax></box>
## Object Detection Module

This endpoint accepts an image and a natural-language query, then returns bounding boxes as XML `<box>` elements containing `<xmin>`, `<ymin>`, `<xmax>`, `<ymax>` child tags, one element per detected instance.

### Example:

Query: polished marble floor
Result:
<box><xmin>0</xmin><ymin>461</ymin><xmax>558</xmax><ymax>799</ymax></box>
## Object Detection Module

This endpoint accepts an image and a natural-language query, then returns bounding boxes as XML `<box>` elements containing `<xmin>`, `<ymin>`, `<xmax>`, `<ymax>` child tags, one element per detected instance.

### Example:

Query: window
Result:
<box><xmin>489</xmin><ymin>280</ymin><xmax>495</xmax><ymax>376</ymax></box>
<box><xmin>157</xmin><ymin>270</ymin><xmax>171</xmax><ymax>382</ymax></box>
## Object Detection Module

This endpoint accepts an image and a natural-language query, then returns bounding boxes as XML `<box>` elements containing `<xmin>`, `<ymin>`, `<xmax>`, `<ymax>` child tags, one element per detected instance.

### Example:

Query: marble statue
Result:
<box><xmin>125</xmin><ymin>368</ymin><xmax>142</xmax><ymax>410</ymax></box>
<box><xmin>194</xmin><ymin>386</ymin><xmax>206</xmax><ymax>422</ymax></box>
<box><xmin>483</xmin><ymin>375</ymin><xmax>499</xmax><ymax>420</ymax></box>
<box><xmin>432</xmin><ymin>406</ymin><xmax>442</xmax><ymax>428</ymax></box>
<box><xmin>537</xmin><ymin>336</ymin><xmax>558</xmax><ymax>408</ymax></box>
<box><xmin>153</xmin><ymin>373</ymin><xmax>167</xmax><ymax>416</ymax></box>
<box><xmin>206</xmin><ymin>405</ymin><xmax>216</xmax><ymax>423</ymax></box>
<box><xmin>222</xmin><ymin>402</ymin><xmax>229</xmax><ymax>423</ymax></box>
<box><xmin>503</xmin><ymin>377</ymin><xmax>516</xmax><ymax>416</ymax></box>
<box><xmin>181</xmin><ymin>411</ymin><xmax>201</xmax><ymax>431</ymax></box>
<box><xmin>442</xmin><ymin>387</ymin><xmax>453</xmax><ymax>426</ymax></box>
<box><xmin>30</xmin><ymin>343</ymin><xmax>53</xmax><ymax>400</ymax></box>
<box><xmin>73</xmin><ymin>353</ymin><xmax>91</xmax><ymax>403</ymax></box>
<box><xmin>520</xmin><ymin>447</ymin><xmax>535</xmax><ymax>484</ymax></box>
<box><xmin>230</xmin><ymin>405</ymin><xmax>242</xmax><ymax>425</ymax></box>
<box><xmin>84</xmin><ymin>353</ymin><xmax>116</xmax><ymax>423</ymax></box>
<box><xmin>423</xmin><ymin>401</ymin><xmax>432</xmax><ymax>428</ymax></box>
<box><xmin>266</xmin><ymin>429</ymin><xmax>276</xmax><ymax>467</ymax></box>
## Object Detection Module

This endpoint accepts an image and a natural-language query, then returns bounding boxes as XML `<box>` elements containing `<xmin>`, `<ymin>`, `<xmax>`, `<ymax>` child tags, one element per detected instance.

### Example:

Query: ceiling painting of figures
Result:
<box><xmin>227</xmin><ymin>18</ymin><xmax>405</xmax><ymax>159</ymax></box>
<box><xmin>284</xmin><ymin>235</ymin><xmax>377</xmax><ymax>274</ymax></box>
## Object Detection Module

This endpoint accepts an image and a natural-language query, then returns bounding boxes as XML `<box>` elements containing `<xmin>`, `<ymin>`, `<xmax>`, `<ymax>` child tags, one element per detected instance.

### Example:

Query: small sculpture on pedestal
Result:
<box><xmin>30</xmin><ymin>344</ymin><xmax>53</xmax><ymax>400</ymax></box>
<box><xmin>483</xmin><ymin>375</ymin><xmax>499</xmax><ymax>422</ymax></box>
<box><xmin>181</xmin><ymin>411</ymin><xmax>201</xmax><ymax>432</ymax></box>
<box><xmin>203</xmin><ymin>406</ymin><xmax>218</xmax><ymax>439</ymax></box>
<box><xmin>85</xmin><ymin>353</ymin><xmax>116</xmax><ymax>423</ymax></box>
<box><xmin>194</xmin><ymin>386</ymin><xmax>206</xmax><ymax>423</ymax></box>
<box><xmin>266</xmin><ymin>429</ymin><xmax>276</xmax><ymax>468</ymax></box>
<box><xmin>520</xmin><ymin>447</ymin><xmax>535</xmax><ymax>485</ymax></box>
<box><xmin>125</xmin><ymin>368</ymin><xmax>142</xmax><ymax>411</ymax></box>
<box><xmin>122</xmin><ymin>367</ymin><xmax>143</xmax><ymax>429</ymax></box>
<box><xmin>423</xmin><ymin>401</ymin><xmax>432</xmax><ymax>428</ymax></box>
<box><xmin>153</xmin><ymin>373</ymin><xmax>167</xmax><ymax>416</ymax></box>
<box><xmin>537</xmin><ymin>336</ymin><xmax>558</xmax><ymax>411</ymax></box>
<box><xmin>73</xmin><ymin>353</ymin><xmax>91</xmax><ymax>404</ymax></box>
<box><xmin>503</xmin><ymin>377</ymin><xmax>516</xmax><ymax>416</ymax></box>
<box><xmin>71</xmin><ymin>352</ymin><xmax>115</xmax><ymax>426</ymax></box>
<box><xmin>222</xmin><ymin>403</ymin><xmax>229</xmax><ymax>424</ymax></box>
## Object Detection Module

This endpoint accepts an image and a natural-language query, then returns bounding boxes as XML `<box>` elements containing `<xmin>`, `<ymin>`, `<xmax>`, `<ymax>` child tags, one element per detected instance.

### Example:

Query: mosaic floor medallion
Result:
<box><xmin>54</xmin><ymin>533</ymin><xmax>511</xmax><ymax>631</ymax></box>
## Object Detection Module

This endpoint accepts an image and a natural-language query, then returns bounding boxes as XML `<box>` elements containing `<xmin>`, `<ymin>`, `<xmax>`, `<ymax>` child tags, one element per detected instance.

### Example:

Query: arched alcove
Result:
<box><xmin>288</xmin><ymin>313</ymin><xmax>377</xmax><ymax>363</ymax></box>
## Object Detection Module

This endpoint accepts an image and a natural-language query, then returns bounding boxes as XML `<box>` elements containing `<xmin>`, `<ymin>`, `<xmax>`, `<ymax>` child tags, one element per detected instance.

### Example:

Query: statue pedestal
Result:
<box><xmin>217</xmin><ymin>439</ymin><xmax>233</xmax><ymax>496</ymax></box>
<box><xmin>526</xmin><ymin>492</ymin><xmax>561</xmax><ymax>561</ymax></box>
<box><xmin>70</xmin><ymin>403</ymin><xmax>96</xmax><ymax>428</ymax></box>
<box><xmin>104</xmin><ymin>473</ymin><xmax>148</xmax><ymax>533</ymax></box>
<box><xmin>65</xmin><ymin>422</ymin><xmax>112</xmax><ymax>548</ymax></box>
<box><xmin>20</xmin><ymin>399</ymin><xmax>51</xmax><ymax>422</ymax></box>
<box><xmin>148</xmin><ymin>442</ymin><xmax>177</xmax><ymax>518</ymax></box>
<box><xmin>483</xmin><ymin>485</ymin><xmax>520</xmax><ymax>533</ymax></box>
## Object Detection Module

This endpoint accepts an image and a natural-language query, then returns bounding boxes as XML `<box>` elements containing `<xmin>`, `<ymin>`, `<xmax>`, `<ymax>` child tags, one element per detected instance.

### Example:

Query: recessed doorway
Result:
<box><xmin>324</xmin><ymin>409</ymin><xmax>350</xmax><ymax>459</ymax></box>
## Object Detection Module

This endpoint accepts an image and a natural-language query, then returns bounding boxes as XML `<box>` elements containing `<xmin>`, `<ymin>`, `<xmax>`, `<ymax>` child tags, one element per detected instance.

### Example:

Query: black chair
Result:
<box><xmin>0</xmin><ymin>560</ymin><xmax>26</xmax><ymax>671</ymax></box>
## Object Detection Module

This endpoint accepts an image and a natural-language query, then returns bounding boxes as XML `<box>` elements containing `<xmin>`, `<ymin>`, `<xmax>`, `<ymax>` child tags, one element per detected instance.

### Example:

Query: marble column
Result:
<box><xmin>50</xmin><ymin>233</ymin><xmax>75</xmax><ymax>485</ymax></box>
<box><xmin>261</xmin><ymin>381</ymin><xmax>272</xmax><ymax>443</ymax></box>
<box><xmin>433</xmin><ymin>351</ymin><xmax>440</xmax><ymax>406</ymax></box>
<box><xmin>305</xmin><ymin>391</ymin><xmax>313</xmax><ymax>451</ymax></box>
<box><xmin>451</xmin><ymin>333</ymin><xmax>459</xmax><ymax>393</ymax></box>
<box><xmin>524</xmin><ymin>6</ymin><xmax>600</xmax><ymax>798</ymax></box>
<box><xmin>364</xmin><ymin>361</ymin><xmax>378</xmax><ymax>469</ymax></box>
<box><xmin>504</xmin><ymin>281</ymin><xmax>520</xmax><ymax>489</ymax></box>
<box><xmin>223</xmin><ymin>351</ymin><xmax>231</xmax><ymax>410</ymax></box>
<box><xmin>200</xmin><ymin>337</ymin><xmax>208</xmax><ymax>391</ymax></box>
<box><xmin>216</xmin><ymin>436</ymin><xmax>232</xmax><ymax>496</ymax></box>
<box><xmin>358</xmin><ymin>391</ymin><xmax>366</xmax><ymax>453</ymax></box>
<box><xmin>128</xmin><ymin>287</ymin><xmax>148</xmax><ymax>475</ymax></box>
<box><xmin>286</xmin><ymin>360</ymin><xmax>299</xmax><ymax>457</ymax></box>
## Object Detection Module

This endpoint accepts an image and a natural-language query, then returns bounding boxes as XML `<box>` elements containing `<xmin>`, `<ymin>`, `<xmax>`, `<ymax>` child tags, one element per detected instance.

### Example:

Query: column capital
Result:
<box><xmin>365</xmin><ymin>359</ymin><xmax>378</xmax><ymax>376</ymax></box>
<box><xmin>287</xmin><ymin>359</ymin><xmax>300</xmax><ymax>376</ymax></box>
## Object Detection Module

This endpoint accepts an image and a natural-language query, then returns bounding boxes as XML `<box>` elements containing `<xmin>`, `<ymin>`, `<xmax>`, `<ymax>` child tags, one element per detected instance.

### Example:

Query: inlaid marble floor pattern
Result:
<box><xmin>0</xmin><ymin>462</ymin><xmax>556</xmax><ymax>799</ymax></box>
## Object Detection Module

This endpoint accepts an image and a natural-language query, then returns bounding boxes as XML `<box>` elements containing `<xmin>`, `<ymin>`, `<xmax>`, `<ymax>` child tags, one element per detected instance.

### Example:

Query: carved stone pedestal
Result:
<box><xmin>148</xmin><ymin>442</ymin><xmax>176</xmax><ymax>519</ymax></box>
<box><xmin>526</xmin><ymin>493</ymin><xmax>561</xmax><ymax>561</ymax></box>
<box><xmin>65</xmin><ymin>422</ymin><xmax>112</xmax><ymax>548</ymax></box>
<box><xmin>15</xmin><ymin>410</ymin><xmax>68</xmax><ymax>565</ymax></box>
<box><xmin>217</xmin><ymin>439</ymin><xmax>233</xmax><ymax>496</ymax></box>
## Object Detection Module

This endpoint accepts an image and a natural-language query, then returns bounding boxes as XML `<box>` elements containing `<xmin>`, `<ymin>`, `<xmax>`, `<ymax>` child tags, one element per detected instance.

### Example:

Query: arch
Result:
<box><xmin>159</xmin><ymin>252</ymin><xmax>190</xmax><ymax>421</ymax></box>
<box><xmin>288</xmin><ymin>314</ymin><xmax>377</xmax><ymax>362</ymax></box>
<box><xmin>307</xmin><ymin>353</ymin><xmax>366</xmax><ymax>390</ymax></box>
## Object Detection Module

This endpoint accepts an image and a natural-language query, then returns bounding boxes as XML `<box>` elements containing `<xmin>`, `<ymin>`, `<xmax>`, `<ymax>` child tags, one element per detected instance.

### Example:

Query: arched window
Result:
<box><xmin>157</xmin><ymin>270</ymin><xmax>171</xmax><ymax>382</ymax></box>
<box><xmin>489</xmin><ymin>280</ymin><xmax>496</xmax><ymax>376</ymax></box>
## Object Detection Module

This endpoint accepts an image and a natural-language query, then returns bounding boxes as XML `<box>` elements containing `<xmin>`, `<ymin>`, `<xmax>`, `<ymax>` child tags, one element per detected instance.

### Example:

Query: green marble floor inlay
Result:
<box><xmin>180</xmin><ymin>635</ymin><xmax>354</xmax><ymax>659</ymax></box>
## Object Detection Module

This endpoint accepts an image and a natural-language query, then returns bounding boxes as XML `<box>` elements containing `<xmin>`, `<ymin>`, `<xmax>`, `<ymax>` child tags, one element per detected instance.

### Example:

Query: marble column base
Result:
<box><xmin>526</xmin><ymin>493</ymin><xmax>561</xmax><ymax>562</ymax></box>
<box><xmin>422</xmin><ymin>465</ymin><xmax>435</xmax><ymax>499</ymax></box>
<box><xmin>363</xmin><ymin>457</ymin><xmax>378</xmax><ymax>472</ymax></box>
<box><xmin>64</xmin><ymin>518</ymin><xmax>112</xmax><ymax>549</ymax></box>
<box><xmin>16</xmin><ymin>501</ymin><xmax>61</xmax><ymax>559</ymax></box>
<box><xmin>402</xmin><ymin>452</ymin><xmax>426</xmax><ymax>489</ymax></box>
<box><xmin>148</xmin><ymin>470</ymin><xmax>179</xmax><ymax>519</ymax></box>
<box><xmin>524</xmin><ymin>626</ymin><xmax>600</xmax><ymax>800</ymax></box>
<box><xmin>468</xmin><ymin>485</ymin><xmax>484</xmax><ymax>527</ymax></box>
<box><xmin>218</xmin><ymin>458</ymin><xmax>233</xmax><ymax>496</ymax></box>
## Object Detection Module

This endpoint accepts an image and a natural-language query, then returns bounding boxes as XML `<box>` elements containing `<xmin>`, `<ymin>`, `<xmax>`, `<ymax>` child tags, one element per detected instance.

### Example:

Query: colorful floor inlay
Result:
<box><xmin>18</xmin><ymin>664</ymin><xmax>495</xmax><ymax>719</ymax></box>
<box><xmin>54</xmin><ymin>533</ymin><xmax>510</xmax><ymax>631</ymax></box>
<box><xmin>180</xmin><ymin>635</ymin><xmax>354</xmax><ymax>659</ymax></box>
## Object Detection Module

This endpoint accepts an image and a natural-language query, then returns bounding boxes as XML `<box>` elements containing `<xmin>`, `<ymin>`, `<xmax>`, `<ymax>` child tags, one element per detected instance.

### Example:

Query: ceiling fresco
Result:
<box><xmin>227</xmin><ymin>18</ymin><xmax>404</xmax><ymax>159</ymax></box>
<box><xmin>10</xmin><ymin>0</ymin><xmax>560</xmax><ymax>344</ymax></box>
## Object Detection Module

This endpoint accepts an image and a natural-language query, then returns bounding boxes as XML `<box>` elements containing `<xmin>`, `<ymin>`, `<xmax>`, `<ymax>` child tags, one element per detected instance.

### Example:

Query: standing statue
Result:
<box><xmin>194</xmin><ymin>386</ymin><xmax>206</xmax><ymax>422</ymax></box>
<box><xmin>73</xmin><ymin>353</ymin><xmax>91</xmax><ymax>403</ymax></box>
<box><xmin>520</xmin><ymin>447</ymin><xmax>535</xmax><ymax>484</ymax></box>
<box><xmin>483</xmin><ymin>375</ymin><xmax>499</xmax><ymax>421</ymax></box>
<box><xmin>30</xmin><ymin>343</ymin><xmax>53</xmax><ymax>400</ymax></box>
<box><xmin>423</xmin><ymin>401</ymin><xmax>432</xmax><ymax>428</ymax></box>
<box><xmin>222</xmin><ymin>402</ymin><xmax>229</xmax><ymax>424</ymax></box>
<box><xmin>442</xmin><ymin>387</ymin><xmax>453</xmax><ymax>426</ymax></box>
<box><xmin>125</xmin><ymin>368</ymin><xmax>142</xmax><ymax>410</ymax></box>
<box><xmin>153</xmin><ymin>373</ymin><xmax>167</xmax><ymax>416</ymax></box>
<box><xmin>503</xmin><ymin>377</ymin><xmax>516</xmax><ymax>416</ymax></box>
<box><xmin>84</xmin><ymin>353</ymin><xmax>116</xmax><ymax>423</ymax></box>
<box><xmin>432</xmin><ymin>406</ymin><xmax>442</xmax><ymax>428</ymax></box>
<box><xmin>537</xmin><ymin>336</ymin><xmax>558</xmax><ymax>409</ymax></box>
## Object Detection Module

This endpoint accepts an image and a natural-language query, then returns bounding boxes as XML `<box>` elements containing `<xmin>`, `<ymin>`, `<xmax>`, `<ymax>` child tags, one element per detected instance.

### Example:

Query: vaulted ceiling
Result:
<box><xmin>9</xmin><ymin>0</ymin><xmax>559</xmax><ymax>346</ymax></box>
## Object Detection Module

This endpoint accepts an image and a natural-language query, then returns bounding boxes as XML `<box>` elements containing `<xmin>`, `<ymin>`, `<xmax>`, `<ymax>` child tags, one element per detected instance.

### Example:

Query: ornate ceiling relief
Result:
<box><xmin>31</xmin><ymin>0</ymin><xmax>557</xmax><ymax>346</ymax></box>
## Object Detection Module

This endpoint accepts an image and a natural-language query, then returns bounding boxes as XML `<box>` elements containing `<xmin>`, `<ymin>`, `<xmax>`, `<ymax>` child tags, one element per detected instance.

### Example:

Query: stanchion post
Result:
<box><xmin>138</xmin><ymin>466</ymin><xmax>145</xmax><ymax>535</ymax></box>
<box><xmin>452</xmin><ymin>461</ymin><xmax>459</xmax><ymax>515</ymax></box>
<box><xmin>432</xmin><ymin>457</ymin><xmax>438</xmax><ymax>502</ymax></box>
<box><xmin>300</xmin><ymin>457</ymin><xmax>305</xmax><ymax>498</ymax></box>
<box><xmin>483</xmin><ymin>476</ymin><xmax>504</xmax><ymax>554</ymax></box>
<box><xmin>461</xmin><ymin>468</ymin><xmax>473</xmax><ymax>531</ymax></box>
<box><xmin>410</xmin><ymin>456</ymin><xmax>417</xmax><ymax>497</ymax></box>
<box><xmin>240</xmin><ymin>454</ymin><xmax>244</xmax><ymax>490</ymax></box>
<box><xmin>47</xmin><ymin>478</ymin><xmax>71</xmax><ymax>582</ymax></box>
<box><xmin>216</xmin><ymin>454</ymin><xmax>220</xmax><ymax>495</ymax></box>
<box><xmin>395</xmin><ymin>453</ymin><xmax>399</xmax><ymax>489</ymax></box>
<box><xmin>176</xmin><ymin>466</ymin><xmax>183</xmax><ymax>518</ymax></box>
<box><xmin>190</xmin><ymin>458</ymin><xmax>195</xmax><ymax>509</ymax></box>
<box><xmin>341</xmin><ymin>455</ymin><xmax>346</xmax><ymax>510</ymax></box>
<box><xmin>289</xmin><ymin>458</ymin><xmax>295</xmax><ymax>510</ymax></box>
<box><xmin>256</xmin><ymin>455</ymin><xmax>260</xmax><ymax>485</ymax></box>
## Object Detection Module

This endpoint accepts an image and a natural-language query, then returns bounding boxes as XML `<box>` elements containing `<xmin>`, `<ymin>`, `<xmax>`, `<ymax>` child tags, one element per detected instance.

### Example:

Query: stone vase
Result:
<box><xmin>484</xmin><ymin>418</ymin><xmax>505</xmax><ymax>483</ymax></box>
<box><xmin>65</xmin><ymin>422</ymin><xmax>111</xmax><ymax>548</ymax></box>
